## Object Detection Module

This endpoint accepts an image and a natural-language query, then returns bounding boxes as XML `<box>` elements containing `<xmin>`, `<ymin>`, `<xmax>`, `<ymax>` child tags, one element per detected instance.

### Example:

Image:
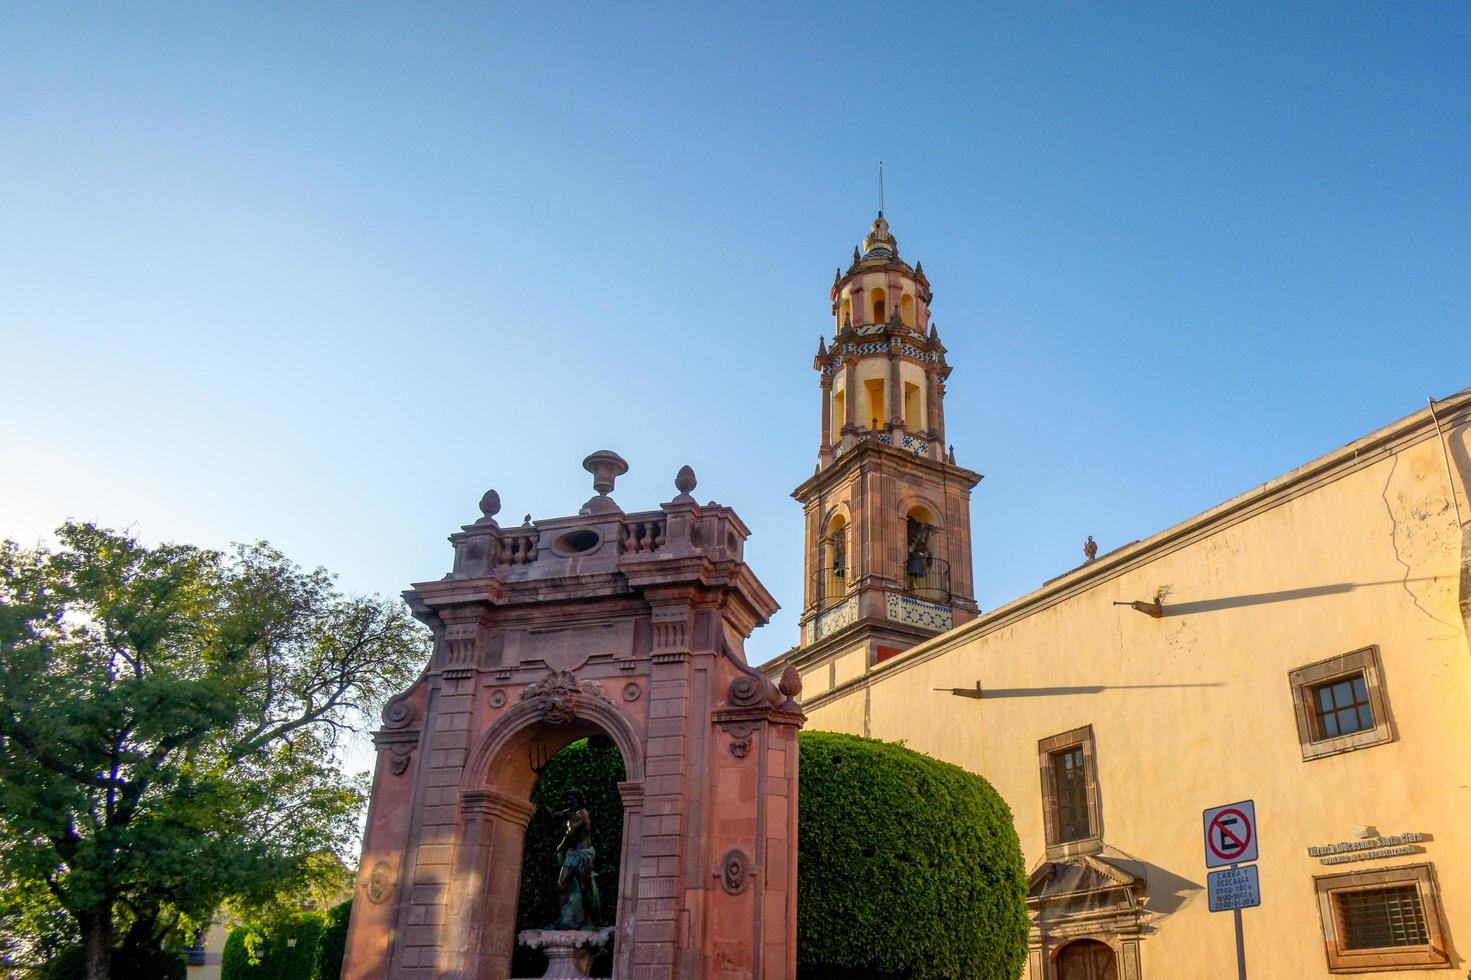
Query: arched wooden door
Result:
<box><xmin>1056</xmin><ymin>939</ymin><xmax>1118</xmax><ymax>980</ymax></box>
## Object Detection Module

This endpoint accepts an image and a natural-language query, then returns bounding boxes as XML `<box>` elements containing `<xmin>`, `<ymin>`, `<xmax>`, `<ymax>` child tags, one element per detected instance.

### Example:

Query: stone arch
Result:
<box><xmin>462</xmin><ymin>688</ymin><xmax>646</xmax><ymax>796</ymax></box>
<box><xmin>821</xmin><ymin>500</ymin><xmax>854</xmax><ymax>535</ymax></box>
<box><xmin>444</xmin><ymin>683</ymin><xmax>647</xmax><ymax>980</ymax></box>
<box><xmin>896</xmin><ymin>491</ymin><xmax>945</xmax><ymax>530</ymax></box>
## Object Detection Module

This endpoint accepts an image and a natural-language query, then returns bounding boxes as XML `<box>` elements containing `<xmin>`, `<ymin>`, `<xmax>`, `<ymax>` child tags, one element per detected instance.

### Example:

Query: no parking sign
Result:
<box><xmin>1203</xmin><ymin>799</ymin><xmax>1258</xmax><ymax>868</ymax></box>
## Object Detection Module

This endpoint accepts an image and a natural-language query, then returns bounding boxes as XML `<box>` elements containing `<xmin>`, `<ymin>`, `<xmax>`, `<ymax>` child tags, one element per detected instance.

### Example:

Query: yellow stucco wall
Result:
<box><xmin>795</xmin><ymin>405</ymin><xmax>1471</xmax><ymax>979</ymax></box>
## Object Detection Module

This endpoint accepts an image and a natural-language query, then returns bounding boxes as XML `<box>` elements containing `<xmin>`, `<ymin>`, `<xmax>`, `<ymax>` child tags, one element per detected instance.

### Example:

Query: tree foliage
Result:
<box><xmin>797</xmin><ymin>731</ymin><xmax>1028</xmax><ymax>980</ymax></box>
<box><xmin>310</xmin><ymin>900</ymin><xmax>352</xmax><ymax>980</ymax></box>
<box><xmin>0</xmin><ymin>523</ymin><xmax>430</xmax><ymax>980</ymax></box>
<box><xmin>220</xmin><ymin>912</ymin><xmax>324</xmax><ymax>980</ymax></box>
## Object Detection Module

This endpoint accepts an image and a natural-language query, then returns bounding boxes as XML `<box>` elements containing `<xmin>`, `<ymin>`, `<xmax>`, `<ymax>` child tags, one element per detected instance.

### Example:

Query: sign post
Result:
<box><xmin>1203</xmin><ymin>800</ymin><xmax>1258</xmax><ymax>980</ymax></box>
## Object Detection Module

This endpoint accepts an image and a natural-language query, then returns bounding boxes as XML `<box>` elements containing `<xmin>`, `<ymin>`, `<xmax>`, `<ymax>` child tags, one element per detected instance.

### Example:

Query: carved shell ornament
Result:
<box><xmin>520</xmin><ymin>669</ymin><xmax>614</xmax><ymax>725</ymax></box>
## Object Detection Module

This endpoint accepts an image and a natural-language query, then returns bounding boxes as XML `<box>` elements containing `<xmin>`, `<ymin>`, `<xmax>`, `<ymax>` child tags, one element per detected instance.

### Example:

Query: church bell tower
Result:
<box><xmin>790</xmin><ymin>212</ymin><xmax>981</xmax><ymax>682</ymax></box>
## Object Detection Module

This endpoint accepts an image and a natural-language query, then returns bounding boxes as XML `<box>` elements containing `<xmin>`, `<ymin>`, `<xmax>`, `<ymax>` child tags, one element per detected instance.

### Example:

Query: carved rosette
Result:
<box><xmin>519</xmin><ymin>669</ymin><xmax>614</xmax><ymax>725</ymax></box>
<box><xmin>718</xmin><ymin>849</ymin><xmax>752</xmax><ymax>895</ymax></box>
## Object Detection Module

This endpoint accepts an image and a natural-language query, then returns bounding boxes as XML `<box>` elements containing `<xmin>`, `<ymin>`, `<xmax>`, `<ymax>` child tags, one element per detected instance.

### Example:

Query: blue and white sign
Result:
<box><xmin>1208</xmin><ymin>865</ymin><xmax>1262</xmax><ymax>913</ymax></box>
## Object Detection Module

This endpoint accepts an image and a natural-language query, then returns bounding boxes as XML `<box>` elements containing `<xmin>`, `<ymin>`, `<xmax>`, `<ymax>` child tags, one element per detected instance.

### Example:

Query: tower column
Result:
<box><xmin>936</xmin><ymin>378</ymin><xmax>948</xmax><ymax>445</ymax></box>
<box><xmin>888</xmin><ymin>345</ymin><xmax>903</xmax><ymax>430</ymax></box>
<box><xmin>843</xmin><ymin>358</ymin><xmax>857</xmax><ymax>433</ymax></box>
<box><xmin>926</xmin><ymin>367</ymin><xmax>940</xmax><ymax>437</ymax></box>
<box><xmin>820</xmin><ymin>374</ymin><xmax>833</xmax><ymax>462</ymax></box>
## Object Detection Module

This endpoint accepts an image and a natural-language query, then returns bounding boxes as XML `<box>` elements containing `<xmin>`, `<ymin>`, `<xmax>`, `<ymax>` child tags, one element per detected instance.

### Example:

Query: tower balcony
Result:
<box><xmin>903</xmin><ymin>555</ymin><xmax>952</xmax><ymax>604</ymax></box>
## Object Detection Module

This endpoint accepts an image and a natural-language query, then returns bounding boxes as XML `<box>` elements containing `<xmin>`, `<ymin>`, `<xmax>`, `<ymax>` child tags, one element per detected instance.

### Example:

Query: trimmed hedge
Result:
<box><xmin>312</xmin><ymin>900</ymin><xmax>352</xmax><ymax>980</ymax></box>
<box><xmin>797</xmin><ymin>731</ymin><xmax>1028</xmax><ymax>980</ymax></box>
<box><xmin>220</xmin><ymin>912</ymin><xmax>324</xmax><ymax>980</ymax></box>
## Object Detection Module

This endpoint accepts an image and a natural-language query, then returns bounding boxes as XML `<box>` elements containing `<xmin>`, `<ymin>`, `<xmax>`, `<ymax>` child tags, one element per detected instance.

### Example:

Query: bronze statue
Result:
<box><xmin>549</xmin><ymin>788</ymin><xmax>600</xmax><ymax>930</ymax></box>
<box><xmin>906</xmin><ymin>520</ymin><xmax>932</xmax><ymax>577</ymax></box>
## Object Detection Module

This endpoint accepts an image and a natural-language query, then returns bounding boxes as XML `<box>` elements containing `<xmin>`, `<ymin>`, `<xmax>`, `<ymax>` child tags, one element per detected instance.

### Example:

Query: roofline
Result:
<box><xmin>770</xmin><ymin>386</ymin><xmax>1471</xmax><ymax>697</ymax></box>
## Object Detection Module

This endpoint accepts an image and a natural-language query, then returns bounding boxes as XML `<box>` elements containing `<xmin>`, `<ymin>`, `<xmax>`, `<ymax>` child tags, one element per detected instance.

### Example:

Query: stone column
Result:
<box><xmin>614</xmin><ymin>780</ymin><xmax>645</xmax><ymax>980</ymax></box>
<box><xmin>819</xmin><ymin>374</ymin><xmax>832</xmax><ymax>462</ymax></box>
<box><xmin>936</xmin><ymin>378</ymin><xmax>947</xmax><ymax>446</ymax></box>
<box><xmin>887</xmin><ymin>343</ymin><xmax>903</xmax><ymax>430</ymax></box>
<box><xmin>925</xmin><ymin>367</ymin><xmax>939</xmax><ymax>438</ymax></box>
<box><xmin>842</xmin><ymin>358</ymin><xmax>857</xmax><ymax>433</ymax></box>
<box><xmin>631</xmin><ymin>603</ymin><xmax>696</xmax><ymax>979</ymax></box>
<box><xmin>443</xmin><ymin>789</ymin><xmax>536</xmax><ymax>980</ymax></box>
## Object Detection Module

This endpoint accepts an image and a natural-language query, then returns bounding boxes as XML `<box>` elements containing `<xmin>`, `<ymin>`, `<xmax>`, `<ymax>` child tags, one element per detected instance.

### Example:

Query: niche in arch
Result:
<box><xmin>869</xmin><ymin>286</ymin><xmax>887</xmax><ymax>323</ymax></box>
<box><xmin>451</xmin><ymin>690</ymin><xmax>647</xmax><ymax>980</ymax></box>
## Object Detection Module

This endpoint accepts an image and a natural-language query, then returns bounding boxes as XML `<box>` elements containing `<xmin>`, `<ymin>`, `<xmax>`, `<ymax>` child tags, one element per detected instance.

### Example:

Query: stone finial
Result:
<box><xmin>580</xmin><ymin>450</ymin><xmax>629</xmax><ymax>515</ymax></box>
<box><xmin>778</xmin><ymin>665</ymin><xmax>802</xmax><ymax>699</ymax></box>
<box><xmin>1084</xmin><ymin>535</ymin><xmax>1098</xmax><ymax>562</ymax></box>
<box><xmin>817</xmin><ymin>336</ymin><xmax>827</xmax><ymax>356</ymax></box>
<box><xmin>476</xmin><ymin>489</ymin><xmax>501</xmax><ymax>527</ymax></box>
<box><xmin>928</xmin><ymin>322</ymin><xmax>939</xmax><ymax>342</ymax></box>
<box><xmin>947</xmin><ymin>445</ymin><xmax>956</xmax><ymax>464</ymax></box>
<box><xmin>852</xmin><ymin>244</ymin><xmax>860</xmax><ymax>264</ymax></box>
<box><xmin>833</xmin><ymin>266</ymin><xmax>841</xmax><ymax>283</ymax></box>
<box><xmin>671</xmin><ymin>465</ymin><xmax>697</xmax><ymax>504</ymax></box>
<box><xmin>915</xmin><ymin>259</ymin><xmax>925</xmax><ymax>277</ymax></box>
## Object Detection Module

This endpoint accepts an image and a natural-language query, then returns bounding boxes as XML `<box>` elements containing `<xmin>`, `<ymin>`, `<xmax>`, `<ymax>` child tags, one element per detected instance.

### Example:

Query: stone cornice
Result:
<box><xmin>792</xmin><ymin>441</ymin><xmax>983</xmax><ymax>501</ymax></box>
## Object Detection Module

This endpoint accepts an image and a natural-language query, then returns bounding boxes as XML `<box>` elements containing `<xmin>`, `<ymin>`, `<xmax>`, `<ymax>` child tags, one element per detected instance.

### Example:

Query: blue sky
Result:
<box><xmin>3</xmin><ymin>2</ymin><xmax>1469</xmax><ymax>681</ymax></box>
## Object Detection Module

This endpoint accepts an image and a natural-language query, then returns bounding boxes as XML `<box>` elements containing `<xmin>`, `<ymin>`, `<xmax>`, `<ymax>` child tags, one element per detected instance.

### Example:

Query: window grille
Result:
<box><xmin>1052</xmin><ymin>747</ymin><xmax>1089</xmax><ymax>842</ymax></box>
<box><xmin>1337</xmin><ymin>885</ymin><xmax>1429</xmax><ymax>950</ymax></box>
<box><xmin>1311</xmin><ymin>673</ymin><xmax>1374</xmax><ymax>740</ymax></box>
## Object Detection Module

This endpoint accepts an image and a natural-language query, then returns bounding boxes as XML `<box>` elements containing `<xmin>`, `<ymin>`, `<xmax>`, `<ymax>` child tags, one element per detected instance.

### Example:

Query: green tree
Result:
<box><xmin>310</xmin><ymin>899</ymin><xmax>352</xmax><ymax>980</ymax></box>
<box><xmin>0</xmin><ymin>523</ymin><xmax>429</xmax><ymax>980</ymax></box>
<box><xmin>220</xmin><ymin>912</ymin><xmax>324</xmax><ymax>980</ymax></box>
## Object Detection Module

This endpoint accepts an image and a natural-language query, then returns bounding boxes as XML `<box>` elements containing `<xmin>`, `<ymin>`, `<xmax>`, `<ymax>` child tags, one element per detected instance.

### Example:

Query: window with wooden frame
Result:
<box><xmin>1038</xmin><ymin>725</ymin><xmax>1102</xmax><ymax>859</ymax></box>
<box><xmin>1288</xmin><ymin>646</ymin><xmax>1394</xmax><ymax>761</ymax></box>
<box><xmin>1314</xmin><ymin>863</ymin><xmax>1450</xmax><ymax>972</ymax></box>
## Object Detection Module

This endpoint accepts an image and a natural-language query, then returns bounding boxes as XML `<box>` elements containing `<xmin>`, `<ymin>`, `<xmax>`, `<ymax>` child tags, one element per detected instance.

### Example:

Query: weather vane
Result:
<box><xmin>879</xmin><ymin>160</ymin><xmax>885</xmax><ymax>215</ymax></box>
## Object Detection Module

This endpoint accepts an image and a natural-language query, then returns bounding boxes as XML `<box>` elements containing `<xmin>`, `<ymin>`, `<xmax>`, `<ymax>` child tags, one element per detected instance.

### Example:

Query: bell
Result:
<box><xmin>905</xmin><ymin>555</ymin><xmax>926</xmax><ymax>577</ymax></box>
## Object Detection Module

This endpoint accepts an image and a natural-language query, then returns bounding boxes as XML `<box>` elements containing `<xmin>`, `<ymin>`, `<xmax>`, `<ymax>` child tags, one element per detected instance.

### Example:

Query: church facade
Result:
<box><xmin>765</xmin><ymin>215</ymin><xmax>1471</xmax><ymax>978</ymax></box>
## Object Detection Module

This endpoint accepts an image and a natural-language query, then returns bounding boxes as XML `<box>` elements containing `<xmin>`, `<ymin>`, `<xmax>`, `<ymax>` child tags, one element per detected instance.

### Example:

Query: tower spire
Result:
<box><xmin>879</xmin><ymin>160</ymin><xmax>885</xmax><ymax>216</ymax></box>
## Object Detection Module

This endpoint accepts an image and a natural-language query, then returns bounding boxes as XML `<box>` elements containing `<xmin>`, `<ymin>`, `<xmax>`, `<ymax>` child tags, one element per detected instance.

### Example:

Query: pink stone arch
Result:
<box><xmin>443</xmin><ymin>692</ymin><xmax>648</xmax><ymax>980</ymax></box>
